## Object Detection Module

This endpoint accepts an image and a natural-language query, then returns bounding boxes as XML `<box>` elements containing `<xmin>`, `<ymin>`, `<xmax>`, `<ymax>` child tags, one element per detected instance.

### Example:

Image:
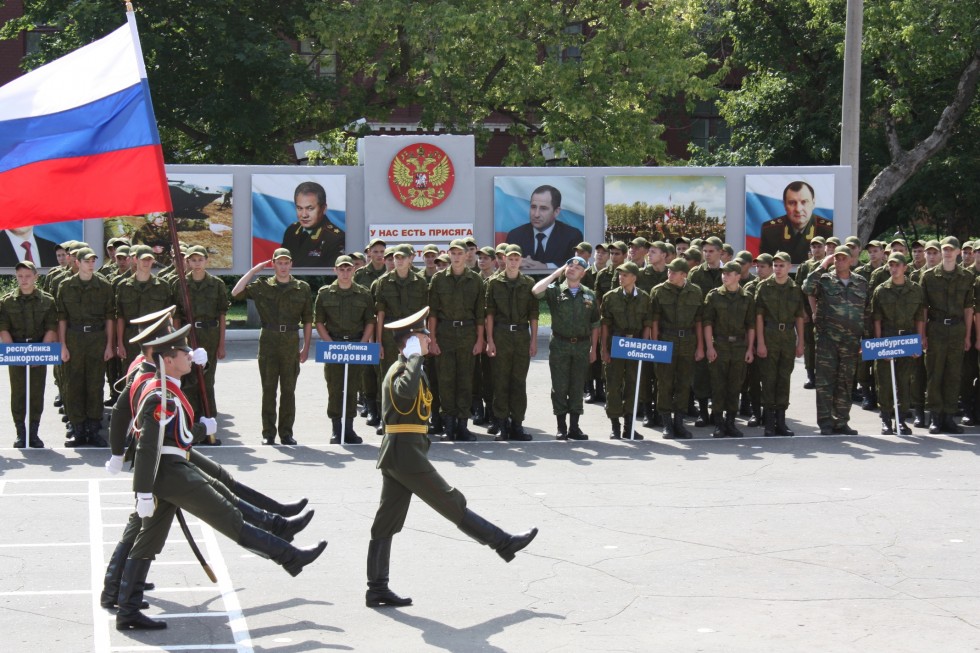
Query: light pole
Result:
<box><xmin>840</xmin><ymin>0</ymin><xmax>863</xmax><ymax>235</ymax></box>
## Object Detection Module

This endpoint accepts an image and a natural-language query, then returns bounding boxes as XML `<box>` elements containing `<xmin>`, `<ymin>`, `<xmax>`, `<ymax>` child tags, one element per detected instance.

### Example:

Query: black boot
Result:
<box><xmin>455</xmin><ymin>417</ymin><xmax>476</xmax><ymax>441</ymax></box>
<box><xmin>237</xmin><ymin>523</ymin><xmax>327</xmax><ymax>577</ymax></box>
<box><xmin>673</xmin><ymin>412</ymin><xmax>693</xmax><ymax>439</ymax></box>
<box><xmin>13</xmin><ymin>422</ymin><xmax>26</xmax><ymax>448</ymax></box>
<box><xmin>457</xmin><ymin>509</ymin><xmax>538</xmax><ymax>563</ymax></box>
<box><xmin>330</xmin><ymin>418</ymin><xmax>342</xmax><ymax>445</ymax></box>
<box><xmin>555</xmin><ymin>414</ymin><xmax>568</xmax><ymax>440</ymax></box>
<box><xmin>642</xmin><ymin>402</ymin><xmax>657</xmax><ymax>428</ymax></box>
<box><xmin>695</xmin><ymin>399</ymin><xmax>710</xmax><ymax>427</ymax></box>
<box><xmin>609</xmin><ymin>418</ymin><xmax>621</xmax><ymax>439</ymax></box>
<box><xmin>942</xmin><ymin>413</ymin><xmax>964</xmax><ymax>434</ymax></box>
<box><xmin>428</xmin><ymin>412</ymin><xmax>445</xmax><ymax>435</ymax></box>
<box><xmin>488</xmin><ymin>416</ymin><xmax>502</xmax><ymax>437</ymax></box>
<box><xmin>725</xmin><ymin>412</ymin><xmax>744</xmax><ymax>438</ymax></box>
<box><xmin>662</xmin><ymin>411</ymin><xmax>676</xmax><ymax>438</ymax></box>
<box><xmin>624</xmin><ymin>416</ymin><xmax>642</xmax><ymax>440</ymax></box>
<box><xmin>897</xmin><ymin>419</ymin><xmax>912</xmax><ymax>435</ymax></box>
<box><xmin>880</xmin><ymin>416</ymin><xmax>894</xmax><ymax>435</ymax></box>
<box><xmin>774</xmin><ymin>410</ymin><xmax>795</xmax><ymax>437</ymax></box>
<box><xmin>236</xmin><ymin>499</ymin><xmax>314</xmax><ymax>543</ymax></box>
<box><xmin>567</xmin><ymin>413</ymin><xmax>588</xmax><ymax>440</ymax></box>
<box><xmin>804</xmin><ymin>369</ymin><xmax>816</xmax><ymax>390</ymax></box>
<box><xmin>442</xmin><ymin>415</ymin><xmax>457</xmax><ymax>441</ymax></box>
<box><xmin>365</xmin><ymin>400</ymin><xmax>381</xmax><ymax>427</ymax></box>
<box><xmin>711</xmin><ymin>412</ymin><xmax>726</xmax><ymax>438</ymax></box>
<box><xmin>115</xmin><ymin>559</ymin><xmax>165</xmax><ymax>630</ymax></box>
<box><xmin>100</xmin><ymin>541</ymin><xmax>148</xmax><ymax>609</ymax></box>
<box><xmin>228</xmin><ymin>481</ymin><xmax>308</xmax><ymax>517</ymax></box>
<box><xmin>913</xmin><ymin>408</ymin><xmax>927</xmax><ymax>428</ymax></box>
<box><xmin>510</xmin><ymin>420</ymin><xmax>531</xmax><ymax>441</ymax></box>
<box><xmin>87</xmin><ymin>419</ymin><xmax>108</xmax><ymax>447</ymax></box>
<box><xmin>28</xmin><ymin>422</ymin><xmax>44</xmax><ymax>448</ymax></box>
<box><xmin>687</xmin><ymin>391</ymin><xmax>697</xmax><ymax>417</ymax></box>
<box><xmin>366</xmin><ymin>538</ymin><xmax>412</xmax><ymax>608</ymax></box>
<box><xmin>65</xmin><ymin>422</ymin><xmax>87</xmax><ymax>447</ymax></box>
<box><xmin>928</xmin><ymin>412</ymin><xmax>943</xmax><ymax>434</ymax></box>
<box><xmin>739</xmin><ymin>394</ymin><xmax>751</xmax><ymax>417</ymax></box>
<box><xmin>747</xmin><ymin>403</ymin><xmax>762</xmax><ymax>427</ymax></box>
<box><xmin>344</xmin><ymin>416</ymin><xmax>364</xmax><ymax>444</ymax></box>
<box><xmin>472</xmin><ymin>401</ymin><xmax>489</xmax><ymax>426</ymax></box>
<box><xmin>861</xmin><ymin>387</ymin><xmax>877</xmax><ymax>411</ymax></box>
<box><xmin>763</xmin><ymin>408</ymin><xmax>776</xmax><ymax>436</ymax></box>
<box><xmin>593</xmin><ymin>379</ymin><xmax>606</xmax><ymax>403</ymax></box>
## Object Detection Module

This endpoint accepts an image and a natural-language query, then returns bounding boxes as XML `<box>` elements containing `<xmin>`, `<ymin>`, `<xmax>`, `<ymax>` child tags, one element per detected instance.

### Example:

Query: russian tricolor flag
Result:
<box><xmin>0</xmin><ymin>13</ymin><xmax>172</xmax><ymax>230</ymax></box>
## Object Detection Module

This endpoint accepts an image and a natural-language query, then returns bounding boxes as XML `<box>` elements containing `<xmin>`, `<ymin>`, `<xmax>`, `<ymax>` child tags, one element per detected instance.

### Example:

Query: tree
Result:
<box><xmin>2</xmin><ymin>1</ymin><xmax>342</xmax><ymax>164</ymax></box>
<box><xmin>690</xmin><ymin>0</ymin><xmax>980</xmax><ymax>241</ymax></box>
<box><xmin>307</xmin><ymin>0</ymin><xmax>725</xmax><ymax>166</ymax></box>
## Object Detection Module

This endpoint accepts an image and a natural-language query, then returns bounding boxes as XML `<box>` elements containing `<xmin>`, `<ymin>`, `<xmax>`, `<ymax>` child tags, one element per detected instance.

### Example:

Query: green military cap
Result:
<box><xmin>575</xmin><ymin>241</ymin><xmax>593</xmax><ymax>255</ymax></box>
<box><xmin>146</xmin><ymin>324</ymin><xmax>192</xmax><ymax>353</ymax></box>
<box><xmin>383</xmin><ymin>246</ymin><xmax>395</xmax><ymax>257</ymax></box>
<box><xmin>436</xmin><ymin>253</ymin><xmax>450</xmax><ymax>264</ymax></box>
<box><xmin>845</xmin><ymin>235</ymin><xmax>862</xmax><ymax>247</ymax></box>
<box><xmin>910</xmin><ymin>239</ymin><xmax>925</xmax><ymax>248</ymax></box>
<box><xmin>272</xmin><ymin>247</ymin><xmax>292</xmax><ymax>260</ymax></box>
<box><xmin>924</xmin><ymin>240</ymin><xmax>941</xmax><ymax>251</ymax></box>
<box><xmin>721</xmin><ymin>261</ymin><xmax>742</xmax><ymax>274</ymax></box>
<box><xmin>335</xmin><ymin>255</ymin><xmax>354</xmax><ymax>267</ymax></box>
<box><xmin>610</xmin><ymin>241</ymin><xmax>628</xmax><ymax>253</ymax></box>
<box><xmin>493</xmin><ymin>243</ymin><xmax>508</xmax><ymax>253</ymax></box>
<box><xmin>629</xmin><ymin>237</ymin><xmax>650</xmax><ymax>248</ymax></box>
<box><xmin>650</xmin><ymin>240</ymin><xmax>667</xmax><ymax>251</ymax></box>
<box><xmin>595</xmin><ymin>242</ymin><xmax>609</xmax><ymax>251</ymax></box>
<box><xmin>833</xmin><ymin>245</ymin><xmax>851</xmax><ymax>257</ymax></box>
<box><xmin>187</xmin><ymin>245</ymin><xmax>208</xmax><ymax>258</ymax></box>
<box><xmin>961</xmin><ymin>240</ymin><xmax>974</xmax><ymax>251</ymax></box>
<box><xmin>615</xmin><ymin>261</ymin><xmax>640</xmax><ymax>276</ymax></box>
<box><xmin>703</xmin><ymin>236</ymin><xmax>723</xmax><ymax>249</ymax></box>
<box><xmin>683</xmin><ymin>247</ymin><xmax>702</xmax><ymax>263</ymax></box>
<box><xmin>105</xmin><ymin>237</ymin><xmax>120</xmax><ymax>249</ymax></box>
<box><xmin>809</xmin><ymin>236</ymin><xmax>826</xmax><ymax>245</ymax></box>
<box><xmin>463</xmin><ymin>236</ymin><xmax>477</xmax><ymax>248</ymax></box>
<box><xmin>865</xmin><ymin>240</ymin><xmax>884</xmax><ymax>249</ymax></box>
<box><xmin>887</xmin><ymin>252</ymin><xmax>909</xmax><ymax>265</ymax></box>
<box><xmin>130</xmin><ymin>245</ymin><xmax>154</xmax><ymax>260</ymax></box>
<box><xmin>114</xmin><ymin>245</ymin><xmax>131</xmax><ymax>257</ymax></box>
<box><xmin>504</xmin><ymin>244</ymin><xmax>523</xmax><ymax>257</ymax></box>
<box><xmin>721</xmin><ymin>243</ymin><xmax>735</xmax><ymax>256</ymax></box>
<box><xmin>395</xmin><ymin>244</ymin><xmax>415</xmax><ymax>257</ymax></box>
<box><xmin>15</xmin><ymin>260</ymin><xmax>37</xmax><ymax>272</ymax></box>
<box><xmin>478</xmin><ymin>246</ymin><xmax>495</xmax><ymax>257</ymax></box>
<box><xmin>667</xmin><ymin>258</ymin><xmax>689</xmax><ymax>273</ymax></box>
<box><xmin>75</xmin><ymin>247</ymin><xmax>97</xmax><ymax>260</ymax></box>
<box><xmin>115</xmin><ymin>237</ymin><xmax>131</xmax><ymax>246</ymax></box>
<box><xmin>664</xmin><ymin>242</ymin><xmax>676</xmax><ymax>254</ymax></box>
<box><xmin>59</xmin><ymin>240</ymin><xmax>77</xmax><ymax>250</ymax></box>
<box><xmin>825</xmin><ymin>237</ymin><xmax>841</xmax><ymax>246</ymax></box>
<box><xmin>385</xmin><ymin>306</ymin><xmax>430</xmax><ymax>341</ymax></box>
<box><xmin>674</xmin><ymin>236</ymin><xmax>690</xmax><ymax>245</ymax></box>
<box><xmin>887</xmin><ymin>237</ymin><xmax>907</xmax><ymax>248</ymax></box>
<box><xmin>448</xmin><ymin>239</ymin><xmax>467</xmax><ymax>251</ymax></box>
<box><xmin>422</xmin><ymin>243</ymin><xmax>440</xmax><ymax>254</ymax></box>
<box><xmin>754</xmin><ymin>253</ymin><xmax>774</xmax><ymax>264</ymax></box>
<box><xmin>367</xmin><ymin>238</ymin><xmax>386</xmax><ymax>249</ymax></box>
<box><xmin>735</xmin><ymin>250</ymin><xmax>753</xmax><ymax>264</ymax></box>
<box><xmin>772</xmin><ymin>251</ymin><xmax>792</xmax><ymax>263</ymax></box>
<box><xmin>940</xmin><ymin>236</ymin><xmax>960</xmax><ymax>249</ymax></box>
<box><xmin>690</xmin><ymin>238</ymin><xmax>704</xmax><ymax>248</ymax></box>
<box><xmin>350</xmin><ymin>251</ymin><xmax>366</xmax><ymax>261</ymax></box>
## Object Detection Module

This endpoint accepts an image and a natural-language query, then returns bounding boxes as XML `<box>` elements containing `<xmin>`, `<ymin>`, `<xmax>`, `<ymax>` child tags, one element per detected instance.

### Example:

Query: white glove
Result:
<box><xmin>403</xmin><ymin>336</ymin><xmax>422</xmax><ymax>358</ymax></box>
<box><xmin>136</xmin><ymin>493</ymin><xmax>155</xmax><ymax>518</ymax></box>
<box><xmin>191</xmin><ymin>348</ymin><xmax>208</xmax><ymax>366</ymax></box>
<box><xmin>200</xmin><ymin>416</ymin><xmax>217</xmax><ymax>435</ymax></box>
<box><xmin>105</xmin><ymin>455</ymin><xmax>124</xmax><ymax>475</ymax></box>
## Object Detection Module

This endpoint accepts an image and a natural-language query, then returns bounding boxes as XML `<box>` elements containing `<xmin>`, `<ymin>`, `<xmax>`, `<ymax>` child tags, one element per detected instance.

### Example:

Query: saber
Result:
<box><xmin>176</xmin><ymin>508</ymin><xmax>217</xmax><ymax>583</ymax></box>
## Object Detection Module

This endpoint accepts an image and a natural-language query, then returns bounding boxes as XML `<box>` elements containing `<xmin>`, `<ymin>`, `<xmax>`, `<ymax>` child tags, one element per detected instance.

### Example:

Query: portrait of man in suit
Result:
<box><xmin>0</xmin><ymin>226</ymin><xmax>60</xmax><ymax>268</ymax></box>
<box><xmin>505</xmin><ymin>184</ymin><xmax>584</xmax><ymax>270</ymax></box>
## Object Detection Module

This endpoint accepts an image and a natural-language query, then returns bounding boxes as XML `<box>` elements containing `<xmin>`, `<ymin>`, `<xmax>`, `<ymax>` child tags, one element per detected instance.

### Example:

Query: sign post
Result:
<box><xmin>315</xmin><ymin>341</ymin><xmax>380</xmax><ymax>444</ymax></box>
<box><xmin>0</xmin><ymin>343</ymin><xmax>62</xmax><ymax>446</ymax></box>
<box><xmin>861</xmin><ymin>334</ymin><xmax>922</xmax><ymax>432</ymax></box>
<box><xmin>610</xmin><ymin>337</ymin><xmax>674</xmax><ymax>440</ymax></box>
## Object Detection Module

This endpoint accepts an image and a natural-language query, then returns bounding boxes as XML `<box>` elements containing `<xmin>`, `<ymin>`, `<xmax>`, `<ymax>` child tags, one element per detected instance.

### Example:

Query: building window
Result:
<box><xmin>296</xmin><ymin>40</ymin><xmax>336</xmax><ymax>78</ymax></box>
<box><xmin>689</xmin><ymin>100</ymin><xmax>730</xmax><ymax>151</ymax></box>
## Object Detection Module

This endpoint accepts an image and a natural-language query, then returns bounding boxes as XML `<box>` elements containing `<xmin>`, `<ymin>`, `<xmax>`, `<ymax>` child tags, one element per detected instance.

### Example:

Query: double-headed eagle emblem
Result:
<box><xmin>388</xmin><ymin>144</ymin><xmax>455</xmax><ymax>210</ymax></box>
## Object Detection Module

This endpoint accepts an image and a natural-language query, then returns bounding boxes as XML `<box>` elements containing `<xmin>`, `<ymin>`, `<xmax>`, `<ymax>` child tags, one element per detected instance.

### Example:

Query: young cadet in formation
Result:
<box><xmin>639</xmin><ymin>242</ymin><xmax>670</xmax><ymax>428</ymax></box>
<box><xmin>354</xmin><ymin>238</ymin><xmax>388</xmax><ymax>428</ymax></box>
<box><xmin>795</xmin><ymin>236</ymin><xmax>827</xmax><ymax>389</ymax></box>
<box><xmin>702</xmin><ymin>261</ymin><xmax>756</xmax><ymax>438</ymax></box>
<box><xmin>57</xmin><ymin>247</ymin><xmax>114</xmax><ymax>447</ymax></box>
<box><xmin>908</xmin><ymin>240</ymin><xmax>942</xmax><ymax>426</ymax></box>
<box><xmin>688</xmin><ymin>236</ymin><xmax>724</xmax><ymax>428</ymax></box>
<box><xmin>484</xmin><ymin>244</ymin><xmax>539</xmax><ymax>441</ymax></box>
<box><xmin>585</xmin><ymin>243</ymin><xmax>611</xmax><ymax>404</ymax></box>
<box><xmin>754</xmin><ymin>252</ymin><xmax>805</xmax><ymax>436</ymax></box>
<box><xmin>532</xmin><ymin>257</ymin><xmax>601</xmax><ymax>440</ymax></box>
<box><xmin>739</xmin><ymin>253</ymin><xmax>773</xmax><ymax>428</ymax></box>
<box><xmin>802</xmin><ymin>246</ymin><xmax>869</xmax><ymax>435</ymax></box>
<box><xmin>600</xmin><ymin>261</ymin><xmax>653</xmax><ymax>440</ymax></box>
<box><xmin>115</xmin><ymin>245</ymin><xmax>173</xmax><ymax>367</ymax></box>
<box><xmin>919</xmin><ymin>237</ymin><xmax>975</xmax><ymax>433</ymax></box>
<box><xmin>366</xmin><ymin>307</ymin><xmax>537</xmax><ymax>608</ymax></box>
<box><xmin>870</xmin><ymin>253</ymin><xmax>926</xmax><ymax>435</ymax></box>
<box><xmin>114</xmin><ymin>324</ymin><xmax>325</xmax><ymax>631</ymax></box>
<box><xmin>314</xmin><ymin>255</ymin><xmax>375</xmax><ymax>444</ymax></box>
<box><xmin>427</xmin><ymin>239</ymin><xmax>486</xmax><ymax>441</ymax></box>
<box><xmin>231</xmin><ymin>248</ymin><xmax>312</xmax><ymax>445</ymax></box>
<box><xmin>649</xmin><ymin>258</ymin><xmax>705</xmax><ymax>439</ymax></box>
<box><xmin>1</xmin><ymin>261</ymin><xmax>57</xmax><ymax>448</ymax></box>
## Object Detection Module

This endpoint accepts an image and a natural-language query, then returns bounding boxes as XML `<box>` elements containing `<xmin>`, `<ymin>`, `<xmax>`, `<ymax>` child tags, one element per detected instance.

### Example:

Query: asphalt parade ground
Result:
<box><xmin>2</xmin><ymin>333</ymin><xmax>978</xmax><ymax>653</ymax></box>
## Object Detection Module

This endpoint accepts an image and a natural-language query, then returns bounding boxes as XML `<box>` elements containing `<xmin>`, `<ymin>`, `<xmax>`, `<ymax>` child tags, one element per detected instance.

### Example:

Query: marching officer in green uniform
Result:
<box><xmin>315</xmin><ymin>255</ymin><xmax>375</xmax><ymax>444</ymax></box>
<box><xmin>870</xmin><ymin>253</ymin><xmax>926</xmax><ymax>435</ymax></box>
<box><xmin>919</xmin><ymin>236</ymin><xmax>975</xmax><ymax>433</ymax></box>
<box><xmin>115</xmin><ymin>245</ymin><xmax>174</xmax><ymax>367</ymax></box>
<box><xmin>688</xmin><ymin>236</ymin><xmax>724</xmax><ymax>427</ymax></box>
<box><xmin>650</xmin><ymin>258</ymin><xmax>705</xmax><ymax>439</ymax></box>
<box><xmin>57</xmin><ymin>247</ymin><xmax>114</xmax><ymax>447</ymax></box>
<box><xmin>702</xmin><ymin>261</ymin><xmax>756</xmax><ymax>437</ymax></box>
<box><xmin>754</xmin><ymin>252</ymin><xmax>805</xmax><ymax>436</ymax></box>
<box><xmin>484</xmin><ymin>244</ymin><xmax>539</xmax><ymax>441</ymax></box>
<box><xmin>795</xmin><ymin>236</ymin><xmax>826</xmax><ymax>389</ymax></box>
<box><xmin>600</xmin><ymin>261</ymin><xmax>653</xmax><ymax>439</ymax></box>
<box><xmin>231</xmin><ymin>249</ymin><xmax>312</xmax><ymax>445</ymax></box>
<box><xmin>365</xmin><ymin>307</ymin><xmax>537</xmax><ymax>608</ymax></box>
<box><xmin>532</xmin><ymin>257</ymin><xmax>601</xmax><ymax>440</ymax></box>
<box><xmin>1</xmin><ymin>261</ymin><xmax>58</xmax><ymax>448</ymax></box>
<box><xmin>427</xmin><ymin>239</ymin><xmax>486</xmax><ymax>441</ymax></box>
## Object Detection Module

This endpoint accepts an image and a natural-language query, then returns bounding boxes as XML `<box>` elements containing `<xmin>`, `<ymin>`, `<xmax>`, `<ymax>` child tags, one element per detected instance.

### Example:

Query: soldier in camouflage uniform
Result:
<box><xmin>802</xmin><ymin>246</ymin><xmax>869</xmax><ymax>435</ymax></box>
<box><xmin>870</xmin><ymin>253</ymin><xmax>925</xmax><ymax>435</ymax></box>
<box><xmin>532</xmin><ymin>257</ymin><xmax>600</xmax><ymax>440</ymax></box>
<box><xmin>231</xmin><ymin>249</ymin><xmax>312</xmax><ymax>445</ymax></box>
<box><xmin>0</xmin><ymin>261</ymin><xmax>58</xmax><ymax>447</ymax></box>
<box><xmin>795</xmin><ymin>236</ymin><xmax>826</xmax><ymax>390</ymax></box>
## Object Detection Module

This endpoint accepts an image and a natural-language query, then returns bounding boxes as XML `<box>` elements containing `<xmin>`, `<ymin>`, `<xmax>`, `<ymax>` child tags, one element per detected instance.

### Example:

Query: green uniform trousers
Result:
<box><xmin>548</xmin><ymin>337</ymin><xmax>591</xmax><ymax>415</ymax></box>
<box><xmin>64</xmin><ymin>331</ymin><xmax>107</xmax><ymax>423</ymax></box>
<box><xmin>925</xmin><ymin>322</ymin><xmax>967</xmax><ymax>413</ymax></box>
<box><xmin>709</xmin><ymin>341</ymin><xmax>747</xmax><ymax>413</ymax></box>
<box><xmin>693</xmin><ymin>358</ymin><xmax>711</xmax><ymax>401</ymax></box>
<box><xmin>435</xmin><ymin>323</ymin><xmax>477</xmax><ymax>418</ymax></box>
<box><xmin>656</xmin><ymin>337</ymin><xmax>696</xmax><ymax>412</ymax></box>
<box><xmin>258</xmin><ymin>330</ymin><xmax>300</xmax><ymax>440</ymax></box>
<box><xmin>910</xmin><ymin>355</ymin><xmax>927</xmax><ymax>410</ymax></box>
<box><xmin>803</xmin><ymin>321</ymin><xmax>816</xmax><ymax>372</ymax></box>
<box><xmin>876</xmin><ymin>356</ymin><xmax>913</xmax><ymax>415</ymax></box>
<box><xmin>490</xmin><ymin>328</ymin><xmax>530</xmax><ymax>422</ymax></box>
<box><xmin>814</xmin><ymin>328</ymin><xmax>860</xmax><ymax>427</ymax></box>
<box><xmin>604</xmin><ymin>357</ymin><xmax>640</xmax><ymax>419</ymax></box>
<box><xmin>324</xmin><ymin>362</ymin><xmax>362</xmax><ymax>419</ymax></box>
<box><xmin>760</xmin><ymin>329</ymin><xmax>796</xmax><ymax>410</ymax></box>
<box><xmin>9</xmin><ymin>365</ymin><xmax>46</xmax><ymax>423</ymax></box>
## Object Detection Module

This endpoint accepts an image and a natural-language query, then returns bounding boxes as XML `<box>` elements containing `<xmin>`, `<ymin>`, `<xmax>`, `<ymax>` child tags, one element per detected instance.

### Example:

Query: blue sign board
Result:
<box><xmin>316</xmin><ymin>341</ymin><xmax>379</xmax><ymax>365</ymax></box>
<box><xmin>610</xmin><ymin>337</ymin><xmax>673</xmax><ymax>363</ymax></box>
<box><xmin>861</xmin><ymin>334</ymin><xmax>922</xmax><ymax>361</ymax></box>
<box><xmin>0</xmin><ymin>342</ymin><xmax>62</xmax><ymax>365</ymax></box>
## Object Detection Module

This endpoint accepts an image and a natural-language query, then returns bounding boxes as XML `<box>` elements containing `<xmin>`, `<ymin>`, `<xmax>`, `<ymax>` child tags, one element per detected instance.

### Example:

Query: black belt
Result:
<box><xmin>612</xmin><ymin>332</ymin><xmax>636</xmax><ymax>338</ymax></box>
<box><xmin>661</xmin><ymin>328</ymin><xmax>692</xmax><ymax>338</ymax></box>
<box><xmin>714</xmin><ymin>335</ymin><xmax>742</xmax><ymax>343</ymax></box>
<box><xmin>68</xmin><ymin>323</ymin><xmax>105</xmax><ymax>333</ymax></box>
<box><xmin>496</xmin><ymin>323</ymin><xmax>529</xmax><ymax>332</ymax></box>
<box><xmin>329</xmin><ymin>333</ymin><xmax>360</xmax><ymax>341</ymax></box>
<box><xmin>444</xmin><ymin>319</ymin><xmax>474</xmax><ymax>328</ymax></box>
<box><xmin>765</xmin><ymin>321</ymin><xmax>791</xmax><ymax>331</ymax></box>
<box><xmin>553</xmin><ymin>333</ymin><xmax>589</xmax><ymax>343</ymax></box>
<box><xmin>15</xmin><ymin>337</ymin><xmax>37</xmax><ymax>343</ymax></box>
<box><xmin>929</xmin><ymin>316</ymin><xmax>961</xmax><ymax>325</ymax></box>
<box><xmin>262</xmin><ymin>323</ymin><xmax>295</xmax><ymax>332</ymax></box>
<box><xmin>192</xmin><ymin>320</ymin><xmax>219</xmax><ymax>328</ymax></box>
<box><xmin>881</xmin><ymin>328</ymin><xmax>913</xmax><ymax>336</ymax></box>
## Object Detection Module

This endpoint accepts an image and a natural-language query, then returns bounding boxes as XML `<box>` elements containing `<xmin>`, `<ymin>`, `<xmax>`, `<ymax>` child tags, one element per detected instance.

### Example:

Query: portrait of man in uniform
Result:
<box><xmin>746</xmin><ymin>175</ymin><xmax>835</xmax><ymax>264</ymax></box>
<box><xmin>279</xmin><ymin>181</ymin><xmax>345</xmax><ymax>268</ymax></box>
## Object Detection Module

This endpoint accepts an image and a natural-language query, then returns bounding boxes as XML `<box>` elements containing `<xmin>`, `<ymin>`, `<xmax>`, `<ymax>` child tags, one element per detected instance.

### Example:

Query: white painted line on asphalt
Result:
<box><xmin>103</xmin><ymin>521</ymin><xmax>203</xmax><ymax>528</ymax></box>
<box><xmin>110</xmin><ymin>646</ymin><xmax>240</xmax><ymax>651</ymax></box>
<box><xmin>105</xmin><ymin>612</ymin><xmax>230</xmax><ymax>620</ymax></box>
<box><xmin>0</xmin><ymin>480</ymin><xmax>5</xmax><ymax>495</ymax></box>
<box><xmin>0</xmin><ymin>589</ymin><xmax>92</xmax><ymax>596</ymax></box>
<box><xmin>2</xmin><ymin>477</ymin><xmax>131</xmax><ymax>483</ymax></box>
<box><xmin>200</xmin><ymin>523</ymin><xmax>255</xmax><ymax>653</ymax></box>
<box><xmin>0</xmin><ymin>491</ymin><xmax>134</xmax><ymax>497</ymax></box>
<box><xmin>89</xmin><ymin>479</ymin><xmax>111</xmax><ymax>653</ymax></box>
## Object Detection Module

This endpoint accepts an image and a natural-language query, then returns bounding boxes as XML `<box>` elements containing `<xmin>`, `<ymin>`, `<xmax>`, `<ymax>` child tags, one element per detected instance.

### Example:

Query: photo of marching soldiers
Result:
<box><xmin>604</xmin><ymin>175</ymin><xmax>726</xmax><ymax>245</ymax></box>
